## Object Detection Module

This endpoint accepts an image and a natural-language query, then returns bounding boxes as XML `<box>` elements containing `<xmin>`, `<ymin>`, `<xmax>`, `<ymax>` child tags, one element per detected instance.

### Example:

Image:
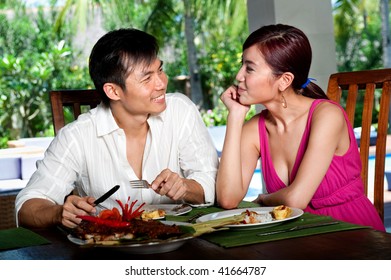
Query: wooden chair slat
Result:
<box><xmin>327</xmin><ymin>69</ymin><xmax>391</xmax><ymax>222</ymax></box>
<box><xmin>49</xmin><ymin>89</ymin><xmax>101</xmax><ymax>135</ymax></box>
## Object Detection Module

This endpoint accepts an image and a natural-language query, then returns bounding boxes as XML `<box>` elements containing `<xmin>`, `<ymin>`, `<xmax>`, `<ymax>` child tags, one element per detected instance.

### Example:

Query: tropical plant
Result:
<box><xmin>333</xmin><ymin>0</ymin><xmax>383</xmax><ymax>72</ymax></box>
<box><xmin>0</xmin><ymin>1</ymin><xmax>92</xmax><ymax>145</ymax></box>
<box><xmin>55</xmin><ymin>0</ymin><xmax>248</xmax><ymax>110</ymax></box>
<box><xmin>201</xmin><ymin>102</ymin><xmax>256</xmax><ymax>127</ymax></box>
<box><xmin>333</xmin><ymin>0</ymin><xmax>383</xmax><ymax>128</ymax></box>
<box><xmin>145</xmin><ymin>0</ymin><xmax>248</xmax><ymax>109</ymax></box>
<box><xmin>1</xmin><ymin>0</ymin><xmax>388</xmax><ymax>148</ymax></box>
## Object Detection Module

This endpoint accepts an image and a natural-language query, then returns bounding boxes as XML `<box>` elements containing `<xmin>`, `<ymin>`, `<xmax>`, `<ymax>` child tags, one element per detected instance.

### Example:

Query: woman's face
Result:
<box><xmin>235</xmin><ymin>45</ymin><xmax>278</xmax><ymax>105</ymax></box>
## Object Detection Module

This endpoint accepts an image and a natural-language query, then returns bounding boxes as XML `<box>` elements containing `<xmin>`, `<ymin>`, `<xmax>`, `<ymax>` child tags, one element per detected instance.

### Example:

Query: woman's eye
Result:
<box><xmin>246</xmin><ymin>67</ymin><xmax>254</xmax><ymax>73</ymax></box>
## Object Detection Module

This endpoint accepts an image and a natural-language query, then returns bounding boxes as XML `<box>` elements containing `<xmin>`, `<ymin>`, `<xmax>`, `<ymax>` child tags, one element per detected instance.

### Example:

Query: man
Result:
<box><xmin>16</xmin><ymin>28</ymin><xmax>218</xmax><ymax>228</ymax></box>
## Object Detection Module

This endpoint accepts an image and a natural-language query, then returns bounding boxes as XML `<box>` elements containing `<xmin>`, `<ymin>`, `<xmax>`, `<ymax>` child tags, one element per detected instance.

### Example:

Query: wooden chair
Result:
<box><xmin>49</xmin><ymin>89</ymin><xmax>101</xmax><ymax>135</ymax></box>
<box><xmin>327</xmin><ymin>68</ymin><xmax>391</xmax><ymax>222</ymax></box>
<box><xmin>0</xmin><ymin>192</ymin><xmax>18</xmax><ymax>229</ymax></box>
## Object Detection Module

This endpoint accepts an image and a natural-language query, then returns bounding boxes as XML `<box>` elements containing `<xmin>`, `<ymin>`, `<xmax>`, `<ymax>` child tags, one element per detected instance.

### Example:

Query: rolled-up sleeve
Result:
<box><xmin>15</xmin><ymin>127</ymin><xmax>83</xmax><ymax>218</ymax></box>
<box><xmin>175</xmin><ymin>95</ymin><xmax>219</xmax><ymax>204</ymax></box>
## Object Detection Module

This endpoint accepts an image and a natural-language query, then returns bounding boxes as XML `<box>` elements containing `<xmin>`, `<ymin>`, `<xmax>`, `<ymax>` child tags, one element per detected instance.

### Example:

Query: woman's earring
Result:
<box><xmin>281</xmin><ymin>94</ymin><xmax>287</xmax><ymax>108</ymax></box>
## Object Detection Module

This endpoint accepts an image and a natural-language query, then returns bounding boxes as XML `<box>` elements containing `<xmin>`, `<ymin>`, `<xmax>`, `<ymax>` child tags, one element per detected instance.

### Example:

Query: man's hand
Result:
<box><xmin>150</xmin><ymin>169</ymin><xmax>187</xmax><ymax>201</ymax></box>
<box><xmin>62</xmin><ymin>195</ymin><xmax>96</xmax><ymax>228</ymax></box>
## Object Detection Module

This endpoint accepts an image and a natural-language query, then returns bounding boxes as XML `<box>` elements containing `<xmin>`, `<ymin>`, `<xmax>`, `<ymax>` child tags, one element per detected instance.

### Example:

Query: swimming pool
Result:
<box><xmin>244</xmin><ymin>169</ymin><xmax>263</xmax><ymax>201</ymax></box>
<box><xmin>369</xmin><ymin>153</ymin><xmax>391</xmax><ymax>169</ymax></box>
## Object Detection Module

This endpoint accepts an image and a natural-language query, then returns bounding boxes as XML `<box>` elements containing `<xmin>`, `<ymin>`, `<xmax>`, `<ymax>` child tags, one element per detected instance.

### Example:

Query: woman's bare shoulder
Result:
<box><xmin>243</xmin><ymin>112</ymin><xmax>262</xmax><ymax>129</ymax></box>
<box><xmin>312</xmin><ymin>100</ymin><xmax>345</xmax><ymax>123</ymax></box>
<box><xmin>310</xmin><ymin>100</ymin><xmax>347</xmax><ymax>142</ymax></box>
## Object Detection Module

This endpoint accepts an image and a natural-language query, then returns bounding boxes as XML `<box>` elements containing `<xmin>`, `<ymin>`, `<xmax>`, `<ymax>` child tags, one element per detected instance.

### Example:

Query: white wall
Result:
<box><xmin>246</xmin><ymin>0</ymin><xmax>337</xmax><ymax>92</ymax></box>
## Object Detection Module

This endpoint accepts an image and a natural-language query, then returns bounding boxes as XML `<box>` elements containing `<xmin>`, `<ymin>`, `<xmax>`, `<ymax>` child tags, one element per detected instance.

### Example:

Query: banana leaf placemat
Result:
<box><xmin>198</xmin><ymin>213</ymin><xmax>367</xmax><ymax>248</ymax></box>
<box><xmin>166</xmin><ymin>203</ymin><xmax>368</xmax><ymax>248</ymax></box>
<box><xmin>0</xmin><ymin>227</ymin><xmax>50</xmax><ymax>251</ymax></box>
<box><xmin>167</xmin><ymin>201</ymin><xmax>258</xmax><ymax>223</ymax></box>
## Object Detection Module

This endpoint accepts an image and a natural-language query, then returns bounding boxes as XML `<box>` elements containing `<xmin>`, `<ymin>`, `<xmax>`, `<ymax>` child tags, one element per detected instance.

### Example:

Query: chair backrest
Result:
<box><xmin>326</xmin><ymin>68</ymin><xmax>391</xmax><ymax>222</ymax></box>
<box><xmin>49</xmin><ymin>89</ymin><xmax>101</xmax><ymax>135</ymax></box>
<box><xmin>0</xmin><ymin>192</ymin><xmax>17</xmax><ymax>229</ymax></box>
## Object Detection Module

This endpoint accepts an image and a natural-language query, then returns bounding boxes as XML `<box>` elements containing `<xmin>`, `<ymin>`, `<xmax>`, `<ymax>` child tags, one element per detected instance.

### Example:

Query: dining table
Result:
<box><xmin>1</xmin><ymin>201</ymin><xmax>391</xmax><ymax>260</ymax></box>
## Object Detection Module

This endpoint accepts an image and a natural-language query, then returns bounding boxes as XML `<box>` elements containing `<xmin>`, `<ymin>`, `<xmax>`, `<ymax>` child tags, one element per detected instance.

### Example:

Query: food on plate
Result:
<box><xmin>241</xmin><ymin>210</ymin><xmax>273</xmax><ymax>224</ymax></box>
<box><xmin>272</xmin><ymin>205</ymin><xmax>293</xmax><ymax>220</ymax></box>
<box><xmin>74</xmin><ymin>218</ymin><xmax>183</xmax><ymax>244</ymax></box>
<box><xmin>141</xmin><ymin>209</ymin><xmax>166</xmax><ymax>220</ymax></box>
<box><xmin>238</xmin><ymin>205</ymin><xmax>293</xmax><ymax>224</ymax></box>
<box><xmin>73</xmin><ymin>197</ymin><xmax>184</xmax><ymax>244</ymax></box>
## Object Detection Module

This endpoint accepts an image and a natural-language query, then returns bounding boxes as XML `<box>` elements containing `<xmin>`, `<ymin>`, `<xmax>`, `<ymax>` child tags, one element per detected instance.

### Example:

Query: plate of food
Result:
<box><xmin>67</xmin><ymin>234</ymin><xmax>194</xmax><ymax>254</ymax></box>
<box><xmin>196</xmin><ymin>205</ymin><xmax>303</xmax><ymax>230</ymax></box>
<box><xmin>67</xmin><ymin>226</ymin><xmax>194</xmax><ymax>254</ymax></box>
<box><xmin>140</xmin><ymin>208</ymin><xmax>166</xmax><ymax>220</ymax></box>
<box><xmin>68</xmin><ymin>198</ymin><xmax>196</xmax><ymax>254</ymax></box>
<box><xmin>142</xmin><ymin>204</ymin><xmax>192</xmax><ymax>217</ymax></box>
<box><xmin>68</xmin><ymin>217</ymin><xmax>195</xmax><ymax>254</ymax></box>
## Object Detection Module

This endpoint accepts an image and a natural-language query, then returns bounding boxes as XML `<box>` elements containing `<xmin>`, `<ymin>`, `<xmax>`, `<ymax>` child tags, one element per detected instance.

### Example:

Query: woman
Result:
<box><xmin>216</xmin><ymin>24</ymin><xmax>385</xmax><ymax>231</ymax></box>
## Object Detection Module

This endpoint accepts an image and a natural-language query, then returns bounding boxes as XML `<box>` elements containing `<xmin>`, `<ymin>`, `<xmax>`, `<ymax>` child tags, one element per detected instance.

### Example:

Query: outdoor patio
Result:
<box><xmin>1</xmin><ymin>132</ymin><xmax>391</xmax><ymax>232</ymax></box>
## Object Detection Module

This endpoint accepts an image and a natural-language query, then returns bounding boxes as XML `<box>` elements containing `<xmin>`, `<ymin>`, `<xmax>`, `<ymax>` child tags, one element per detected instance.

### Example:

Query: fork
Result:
<box><xmin>186</xmin><ymin>212</ymin><xmax>205</xmax><ymax>223</ymax></box>
<box><xmin>129</xmin><ymin>180</ymin><xmax>150</xmax><ymax>189</ymax></box>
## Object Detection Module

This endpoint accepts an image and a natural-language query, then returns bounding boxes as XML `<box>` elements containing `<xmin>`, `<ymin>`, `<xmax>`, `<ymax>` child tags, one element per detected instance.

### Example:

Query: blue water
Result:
<box><xmin>369</xmin><ymin>154</ymin><xmax>391</xmax><ymax>170</ymax></box>
<box><xmin>245</xmin><ymin>169</ymin><xmax>262</xmax><ymax>200</ymax></box>
<box><xmin>245</xmin><ymin>187</ymin><xmax>261</xmax><ymax>197</ymax></box>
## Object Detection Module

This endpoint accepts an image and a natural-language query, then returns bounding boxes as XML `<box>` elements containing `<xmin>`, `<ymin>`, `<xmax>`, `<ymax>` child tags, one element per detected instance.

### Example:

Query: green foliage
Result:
<box><xmin>199</xmin><ymin>40</ymin><xmax>243</xmax><ymax>108</ymax></box>
<box><xmin>0</xmin><ymin>0</ymin><xmax>387</xmax><ymax>149</ymax></box>
<box><xmin>0</xmin><ymin>3</ymin><xmax>92</xmax><ymax>147</ymax></box>
<box><xmin>200</xmin><ymin>101</ymin><xmax>256</xmax><ymax>127</ymax></box>
<box><xmin>334</xmin><ymin>0</ymin><xmax>383</xmax><ymax>72</ymax></box>
<box><xmin>333</xmin><ymin>0</ymin><xmax>383</xmax><ymax>128</ymax></box>
<box><xmin>136</xmin><ymin>0</ymin><xmax>249</xmax><ymax>109</ymax></box>
<box><xmin>100</xmin><ymin>0</ymin><xmax>157</xmax><ymax>32</ymax></box>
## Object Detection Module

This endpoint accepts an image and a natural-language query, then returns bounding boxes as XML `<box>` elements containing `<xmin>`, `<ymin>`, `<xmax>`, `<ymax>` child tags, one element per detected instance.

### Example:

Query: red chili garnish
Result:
<box><xmin>77</xmin><ymin>196</ymin><xmax>145</xmax><ymax>228</ymax></box>
<box><xmin>77</xmin><ymin>215</ymin><xmax>130</xmax><ymax>228</ymax></box>
<box><xmin>98</xmin><ymin>207</ymin><xmax>121</xmax><ymax>221</ymax></box>
<box><xmin>116</xmin><ymin>196</ymin><xmax>145</xmax><ymax>222</ymax></box>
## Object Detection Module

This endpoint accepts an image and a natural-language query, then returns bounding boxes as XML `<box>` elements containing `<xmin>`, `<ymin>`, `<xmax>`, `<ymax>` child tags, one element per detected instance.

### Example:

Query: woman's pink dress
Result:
<box><xmin>258</xmin><ymin>99</ymin><xmax>385</xmax><ymax>231</ymax></box>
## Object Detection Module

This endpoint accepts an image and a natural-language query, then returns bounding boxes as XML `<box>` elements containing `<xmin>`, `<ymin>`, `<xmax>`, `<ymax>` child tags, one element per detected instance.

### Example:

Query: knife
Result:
<box><xmin>93</xmin><ymin>185</ymin><xmax>120</xmax><ymax>206</ymax></box>
<box><xmin>257</xmin><ymin>221</ymin><xmax>339</xmax><ymax>236</ymax></box>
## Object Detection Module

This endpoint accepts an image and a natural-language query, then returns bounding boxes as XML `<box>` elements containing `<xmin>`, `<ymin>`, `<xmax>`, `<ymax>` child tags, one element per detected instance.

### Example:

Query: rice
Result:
<box><xmin>243</xmin><ymin>211</ymin><xmax>273</xmax><ymax>224</ymax></box>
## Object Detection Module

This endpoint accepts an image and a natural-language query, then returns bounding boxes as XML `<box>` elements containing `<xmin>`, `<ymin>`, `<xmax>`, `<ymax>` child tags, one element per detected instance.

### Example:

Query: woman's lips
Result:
<box><xmin>237</xmin><ymin>87</ymin><xmax>246</xmax><ymax>94</ymax></box>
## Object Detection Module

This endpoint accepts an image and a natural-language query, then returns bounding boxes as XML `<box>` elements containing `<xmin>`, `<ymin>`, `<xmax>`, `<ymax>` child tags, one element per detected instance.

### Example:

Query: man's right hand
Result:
<box><xmin>62</xmin><ymin>195</ymin><xmax>96</xmax><ymax>228</ymax></box>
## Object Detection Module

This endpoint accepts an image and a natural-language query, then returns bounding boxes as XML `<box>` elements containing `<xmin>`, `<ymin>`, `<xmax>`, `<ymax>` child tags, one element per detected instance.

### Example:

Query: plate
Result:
<box><xmin>189</xmin><ymin>203</ymin><xmax>212</xmax><ymax>208</ymax></box>
<box><xmin>142</xmin><ymin>204</ymin><xmax>192</xmax><ymax>216</ymax></box>
<box><xmin>67</xmin><ymin>221</ymin><xmax>194</xmax><ymax>254</ymax></box>
<box><xmin>67</xmin><ymin>234</ymin><xmax>193</xmax><ymax>254</ymax></box>
<box><xmin>196</xmin><ymin>207</ymin><xmax>304</xmax><ymax>230</ymax></box>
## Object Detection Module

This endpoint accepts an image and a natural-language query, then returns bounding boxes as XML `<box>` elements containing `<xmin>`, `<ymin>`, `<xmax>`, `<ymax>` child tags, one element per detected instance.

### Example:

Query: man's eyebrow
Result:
<box><xmin>140</xmin><ymin>60</ymin><xmax>164</xmax><ymax>77</ymax></box>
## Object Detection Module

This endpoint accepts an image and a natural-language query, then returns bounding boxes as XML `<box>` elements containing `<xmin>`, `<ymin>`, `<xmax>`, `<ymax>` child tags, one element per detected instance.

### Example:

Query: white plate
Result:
<box><xmin>67</xmin><ymin>234</ymin><xmax>193</xmax><ymax>254</ymax></box>
<box><xmin>196</xmin><ymin>207</ymin><xmax>304</xmax><ymax>230</ymax></box>
<box><xmin>189</xmin><ymin>203</ymin><xmax>212</xmax><ymax>208</ymax></box>
<box><xmin>142</xmin><ymin>204</ymin><xmax>192</xmax><ymax>216</ymax></box>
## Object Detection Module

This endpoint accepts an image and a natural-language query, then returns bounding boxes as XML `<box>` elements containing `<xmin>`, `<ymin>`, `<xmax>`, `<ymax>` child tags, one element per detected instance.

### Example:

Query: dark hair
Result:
<box><xmin>89</xmin><ymin>28</ymin><xmax>159</xmax><ymax>106</ymax></box>
<box><xmin>243</xmin><ymin>24</ymin><xmax>328</xmax><ymax>99</ymax></box>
